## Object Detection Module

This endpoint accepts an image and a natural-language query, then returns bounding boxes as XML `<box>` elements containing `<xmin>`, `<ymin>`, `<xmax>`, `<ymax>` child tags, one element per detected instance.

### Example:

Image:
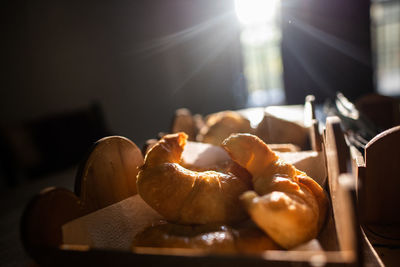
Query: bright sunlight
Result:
<box><xmin>235</xmin><ymin>0</ymin><xmax>278</xmax><ymax>25</ymax></box>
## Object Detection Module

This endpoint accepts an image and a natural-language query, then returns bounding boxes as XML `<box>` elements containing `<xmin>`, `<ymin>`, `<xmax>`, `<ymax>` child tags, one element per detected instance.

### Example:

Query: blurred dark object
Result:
<box><xmin>324</xmin><ymin>93</ymin><xmax>379</xmax><ymax>153</ymax></box>
<box><xmin>336</xmin><ymin>92</ymin><xmax>381</xmax><ymax>140</ymax></box>
<box><xmin>324</xmin><ymin>92</ymin><xmax>400</xmax><ymax>154</ymax></box>
<box><xmin>355</xmin><ymin>93</ymin><xmax>400</xmax><ymax>131</ymax></box>
<box><xmin>281</xmin><ymin>0</ymin><xmax>374</xmax><ymax>104</ymax></box>
<box><xmin>0</xmin><ymin>103</ymin><xmax>110</xmax><ymax>186</ymax></box>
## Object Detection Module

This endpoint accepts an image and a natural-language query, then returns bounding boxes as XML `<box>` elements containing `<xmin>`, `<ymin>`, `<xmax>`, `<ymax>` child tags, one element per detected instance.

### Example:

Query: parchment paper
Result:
<box><xmin>62</xmin><ymin>194</ymin><xmax>162</xmax><ymax>250</ymax></box>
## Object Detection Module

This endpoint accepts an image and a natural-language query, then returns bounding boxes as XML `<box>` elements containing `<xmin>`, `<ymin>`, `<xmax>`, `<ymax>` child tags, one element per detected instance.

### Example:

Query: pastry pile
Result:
<box><xmin>134</xmin><ymin>131</ymin><xmax>327</xmax><ymax>251</ymax></box>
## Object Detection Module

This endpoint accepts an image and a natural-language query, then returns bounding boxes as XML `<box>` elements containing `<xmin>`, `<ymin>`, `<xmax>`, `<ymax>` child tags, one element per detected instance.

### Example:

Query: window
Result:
<box><xmin>371</xmin><ymin>0</ymin><xmax>400</xmax><ymax>96</ymax></box>
<box><xmin>235</xmin><ymin>0</ymin><xmax>285</xmax><ymax>106</ymax></box>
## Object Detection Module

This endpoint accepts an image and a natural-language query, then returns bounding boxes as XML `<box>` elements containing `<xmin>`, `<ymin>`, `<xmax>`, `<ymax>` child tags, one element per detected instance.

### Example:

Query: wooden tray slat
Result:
<box><xmin>20</xmin><ymin>136</ymin><xmax>143</xmax><ymax>257</ymax></box>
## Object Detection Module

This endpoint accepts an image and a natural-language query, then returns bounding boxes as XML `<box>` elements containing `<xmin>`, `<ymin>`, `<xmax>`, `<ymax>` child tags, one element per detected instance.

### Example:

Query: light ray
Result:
<box><xmin>289</xmin><ymin>19</ymin><xmax>370</xmax><ymax>65</ymax></box>
<box><xmin>170</xmin><ymin>24</ymin><xmax>237</xmax><ymax>95</ymax></box>
<box><xmin>283</xmin><ymin>40</ymin><xmax>336</xmax><ymax>97</ymax></box>
<box><xmin>128</xmin><ymin>12</ymin><xmax>235</xmax><ymax>58</ymax></box>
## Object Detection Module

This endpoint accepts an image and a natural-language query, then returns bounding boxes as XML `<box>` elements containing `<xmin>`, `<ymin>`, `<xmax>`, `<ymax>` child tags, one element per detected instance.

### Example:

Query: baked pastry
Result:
<box><xmin>234</xmin><ymin>221</ymin><xmax>282</xmax><ymax>253</ymax></box>
<box><xmin>132</xmin><ymin>221</ymin><xmax>280</xmax><ymax>253</ymax></box>
<box><xmin>171</xmin><ymin>108</ymin><xmax>202</xmax><ymax>141</ymax></box>
<box><xmin>197</xmin><ymin>111</ymin><xmax>253</xmax><ymax>145</ymax></box>
<box><xmin>136</xmin><ymin>132</ymin><xmax>251</xmax><ymax>224</ymax></box>
<box><xmin>133</xmin><ymin>222</ymin><xmax>236</xmax><ymax>253</ymax></box>
<box><xmin>222</xmin><ymin>133</ymin><xmax>327</xmax><ymax>249</ymax></box>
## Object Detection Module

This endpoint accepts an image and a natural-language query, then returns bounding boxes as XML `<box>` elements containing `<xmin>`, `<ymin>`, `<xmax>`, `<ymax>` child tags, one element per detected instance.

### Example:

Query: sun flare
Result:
<box><xmin>234</xmin><ymin>0</ymin><xmax>278</xmax><ymax>25</ymax></box>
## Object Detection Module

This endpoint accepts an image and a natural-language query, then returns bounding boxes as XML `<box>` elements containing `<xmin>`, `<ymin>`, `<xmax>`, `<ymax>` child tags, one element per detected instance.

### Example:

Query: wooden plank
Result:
<box><xmin>304</xmin><ymin>95</ymin><xmax>323</xmax><ymax>152</ymax></box>
<box><xmin>75</xmin><ymin>136</ymin><xmax>143</xmax><ymax>212</ymax></box>
<box><xmin>357</xmin><ymin>126</ymin><xmax>400</xmax><ymax>266</ymax></box>
<box><xmin>20</xmin><ymin>187</ymin><xmax>85</xmax><ymax>257</ymax></box>
<box><xmin>20</xmin><ymin>136</ymin><xmax>143</xmax><ymax>259</ymax></box>
<box><xmin>324</xmin><ymin>116</ymin><xmax>357</xmax><ymax>262</ymax></box>
<box><xmin>30</xmin><ymin>246</ymin><xmax>354</xmax><ymax>267</ymax></box>
<box><xmin>362</xmin><ymin>126</ymin><xmax>400</xmax><ymax>225</ymax></box>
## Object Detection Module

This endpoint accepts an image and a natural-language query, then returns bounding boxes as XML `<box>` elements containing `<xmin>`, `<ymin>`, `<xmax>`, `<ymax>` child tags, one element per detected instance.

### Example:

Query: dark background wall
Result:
<box><xmin>2</xmin><ymin>0</ymin><xmax>246</xmax><ymax>147</ymax></box>
<box><xmin>281</xmin><ymin>0</ymin><xmax>374</xmax><ymax>104</ymax></box>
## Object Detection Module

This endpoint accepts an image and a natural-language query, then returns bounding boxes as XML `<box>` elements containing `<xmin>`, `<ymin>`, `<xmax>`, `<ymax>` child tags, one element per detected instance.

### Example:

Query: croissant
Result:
<box><xmin>136</xmin><ymin>132</ymin><xmax>251</xmax><ymax>224</ymax></box>
<box><xmin>133</xmin><ymin>222</ymin><xmax>236</xmax><ymax>253</ymax></box>
<box><xmin>133</xmin><ymin>221</ymin><xmax>280</xmax><ymax>253</ymax></box>
<box><xmin>197</xmin><ymin>111</ymin><xmax>253</xmax><ymax>145</ymax></box>
<box><xmin>222</xmin><ymin>133</ymin><xmax>328</xmax><ymax>249</ymax></box>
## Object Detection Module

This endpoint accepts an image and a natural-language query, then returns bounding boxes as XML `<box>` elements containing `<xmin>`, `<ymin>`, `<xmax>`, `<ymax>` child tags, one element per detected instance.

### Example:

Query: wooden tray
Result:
<box><xmin>20</xmin><ymin>102</ymin><xmax>380</xmax><ymax>266</ymax></box>
<box><xmin>352</xmin><ymin>124</ymin><xmax>400</xmax><ymax>266</ymax></box>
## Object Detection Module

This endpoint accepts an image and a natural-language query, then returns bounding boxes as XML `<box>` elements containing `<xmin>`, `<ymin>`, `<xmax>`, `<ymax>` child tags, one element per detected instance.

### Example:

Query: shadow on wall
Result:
<box><xmin>0</xmin><ymin>102</ymin><xmax>110</xmax><ymax>186</ymax></box>
<box><xmin>2</xmin><ymin>0</ymin><xmax>247</xmax><ymax>154</ymax></box>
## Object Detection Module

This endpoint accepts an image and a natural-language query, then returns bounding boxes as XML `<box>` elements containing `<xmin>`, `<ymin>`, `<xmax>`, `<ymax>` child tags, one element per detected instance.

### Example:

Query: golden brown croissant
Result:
<box><xmin>136</xmin><ymin>132</ymin><xmax>251</xmax><ymax>224</ymax></box>
<box><xmin>132</xmin><ymin>222</ymin><xmax>236</xmax><ymax>253</ymax></box>
<box><xmin>222</xmin><ymin>133</ymin><xmax>327</xmax><ymax>249</ymax></box>
<box><xmin>132</xmin><ymin>221</ymin><xmax>280</xmax><ymax>253</ymax></box>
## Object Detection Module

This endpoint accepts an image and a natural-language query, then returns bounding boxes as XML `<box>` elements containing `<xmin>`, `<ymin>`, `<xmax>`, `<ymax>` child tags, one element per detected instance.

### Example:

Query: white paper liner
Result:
<box><xmin>62</xmin><ymin>194</ymin><xmax>162</xmax><ymax>250</ymax></box>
